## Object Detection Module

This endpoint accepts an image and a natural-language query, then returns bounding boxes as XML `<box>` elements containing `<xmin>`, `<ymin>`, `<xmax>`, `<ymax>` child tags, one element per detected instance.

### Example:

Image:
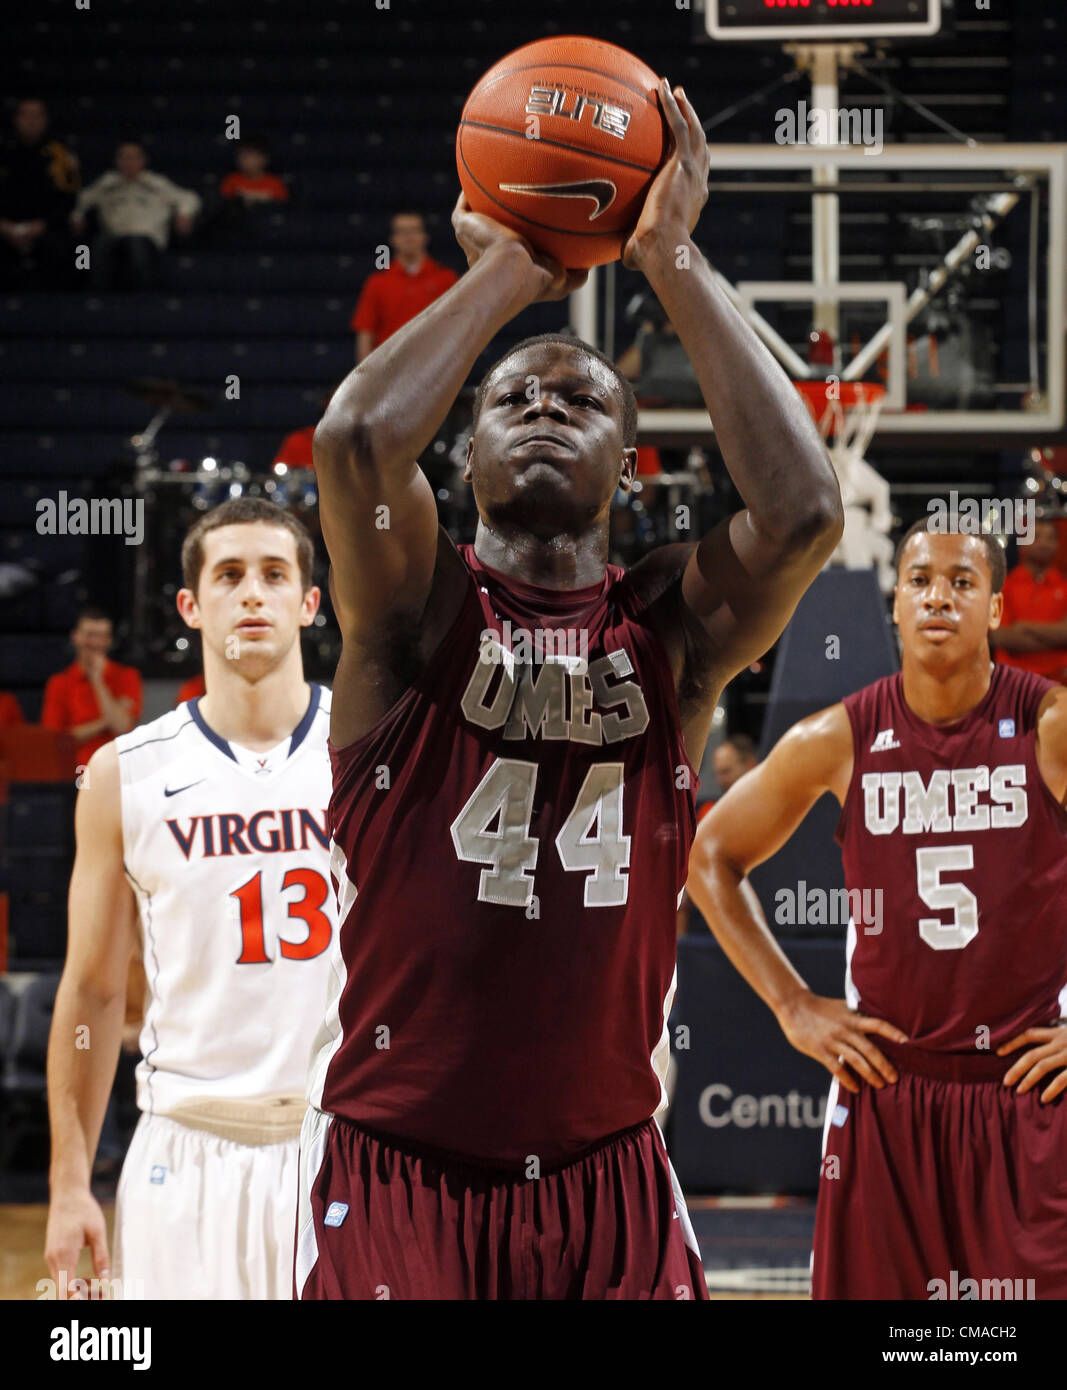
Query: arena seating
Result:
<box><xmin>0</xmin><ymin>0</ymin><xmax>1060</xmax><ymax>965</ymax></box>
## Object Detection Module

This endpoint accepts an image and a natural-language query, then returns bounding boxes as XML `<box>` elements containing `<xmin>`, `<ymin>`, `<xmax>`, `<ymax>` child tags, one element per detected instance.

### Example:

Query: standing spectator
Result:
<box><xmin>990</xmin><ymin>519</ymin><xmax>1067</xmax><ymax>682</ymax></box>
<box><xmin>350</xmin><ymin>210</ymin><xmax>457</xmax><ymax>362</ymax></box>
<box><xmin>0</xmin><ymin>97</ymin><xmax>80</xmax><ymax>290</ymax></box>
<box><xmin>219</xmin><ymin>136</ymin><xmax>288</xmax><ymax>205</ymax></box>
<box><xmin>70</xmin><ymin>141</ymin><xmax>200</xmax><ymax>291</ymax></box>
<box><xmin>40</xmin><ymin>608</ymin><xmax>142</xmax><ymax>768</ymax></box>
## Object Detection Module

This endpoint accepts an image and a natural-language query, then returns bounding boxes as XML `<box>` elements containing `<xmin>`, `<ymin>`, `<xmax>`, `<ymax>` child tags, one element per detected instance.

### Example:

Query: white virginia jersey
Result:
<box><xmin>117</xmin><ymin>684</ymin><xmax>337</xmax><ymax>1116</ymax></box>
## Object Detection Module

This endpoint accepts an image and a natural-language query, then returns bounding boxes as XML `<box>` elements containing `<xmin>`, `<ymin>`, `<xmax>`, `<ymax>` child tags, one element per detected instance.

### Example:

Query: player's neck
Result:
<box><xmin>900</xmin><ymin>651</ymin><xmax>994</xmax><ymax>727</ymax></box>
<box><xmin>473</xmin><ymin>523</ymin><xmax>609</xmax><ymax>590</ymax></box>
<box><xmin>197</xmin><ymin>659</ymin><xmax>311</xmax><ymax>751</ymax></box>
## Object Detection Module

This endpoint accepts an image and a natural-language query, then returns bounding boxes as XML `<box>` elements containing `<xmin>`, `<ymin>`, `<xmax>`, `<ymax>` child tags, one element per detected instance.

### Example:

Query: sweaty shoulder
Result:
<box><xmin>775</xmin><ymin>702</ymin><xmax>854</xmax><ymax>804</ymax></box>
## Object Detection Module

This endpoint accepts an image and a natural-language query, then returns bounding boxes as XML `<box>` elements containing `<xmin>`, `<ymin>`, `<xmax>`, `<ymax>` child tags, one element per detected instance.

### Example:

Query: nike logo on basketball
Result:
<box><xmin>497</xmin><ymin>178</ymin><xmax>617</xmax><ymax>221</ymax></box>
<box><xmin>870</xmin><ymin>729</ymin><xmax>901</xmax><ymax>752</ymax></box>
<box><xmin>163</xmin><ymin>780</ymin><xmax>205</xmax><ymax>797</ymax></box>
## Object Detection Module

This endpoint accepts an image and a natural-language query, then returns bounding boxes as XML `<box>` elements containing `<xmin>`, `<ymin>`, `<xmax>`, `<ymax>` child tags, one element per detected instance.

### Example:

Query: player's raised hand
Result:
<box><xmin>622</xmin><ymin>78</ymin><xmax>711</xmax><ymax>272</ymax></box>
<box><xmin>997</xmin><ymin>1025</ymin><xmax>1067</xmax><ymax>1103</ymax></box>
<box><xmin>45</xmin><ymin>1187</ymin><xmax>111</xmax><ymax>1297</ymax></box>
<box><xmin>776</xmin><ymin>990</ymin><xmax>910</xmax><ymax>1094</ymax></box>
<box><xmin>450</xmin><ymin>192</ymin><xmax>588</xmax><ymax>303</ymax></box>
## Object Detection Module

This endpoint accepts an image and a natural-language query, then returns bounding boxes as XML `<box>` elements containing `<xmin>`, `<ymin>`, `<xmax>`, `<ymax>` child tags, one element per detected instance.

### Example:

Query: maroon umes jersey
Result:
<box><xmin>309</xmin><ymin>543</ymin><xmax>697</xmax><ymax>1166</ymax></box>
<box><xmin>836</xmin><ymin>664</ymin><xmax>1067</xmax><ymax>1051</ymax></box>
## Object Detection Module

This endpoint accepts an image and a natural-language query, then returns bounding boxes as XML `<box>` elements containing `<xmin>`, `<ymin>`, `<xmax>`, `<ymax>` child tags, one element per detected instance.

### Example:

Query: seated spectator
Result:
<box><xmin>990</xmin><ymin>519</ymin><xmax>1067</xmax><ymax>682</ymax></box>
<box><xmin>351</xmin><ymin>210</ymin><xmax>458</xmax><ymax>362</ymax></box>
<box><xmin>617</xmin><ymin>295</ymin><xmax>704</xmax><ymax>408</ymax></box>
<box><xmin>0</xmin><ymin>97</ymin><xmax>80</xmax><ymax>290</ymax></box>
<box><xmin>70</xmin><ymin>141</ymin><xmax>200</xmax><ymax>291</ymax></box>
<box><xmin>219</xmin><ymin>136</ymin><xmax>289</xmax><ymax>205</ymax></box>
<box><xmin>0</xmin><ymin>690</ymin><xmax>25</xmax><ymax>726</ymax></box>
<box><xmin>40</xmin><ymin>607</ymin><xmax>142</xmax><ymax>768</ymax></box>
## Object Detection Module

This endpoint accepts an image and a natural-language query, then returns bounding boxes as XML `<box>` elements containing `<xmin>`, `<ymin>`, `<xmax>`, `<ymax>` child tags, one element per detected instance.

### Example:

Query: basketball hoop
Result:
<box><xmin>795</xmin><ymin>380</ymin><xmax>886</xmax><ymax>473</ymax></box>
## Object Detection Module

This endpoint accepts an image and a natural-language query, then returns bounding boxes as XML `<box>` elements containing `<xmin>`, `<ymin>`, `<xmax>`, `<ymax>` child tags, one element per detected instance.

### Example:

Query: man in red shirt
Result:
<box><xmin>350</xmin><ymin>211</ymin><xmax>457</xmax><ymax>362</ymax></box>
<box><xmin>990</xmin><ymin>519</ymin><xmax>1067</xmax><ymax>682</ymax></box>
<box><xmin>40</xmin><ymin>608</ymin><xmax>143</xmax><ymax>768</ymax></box>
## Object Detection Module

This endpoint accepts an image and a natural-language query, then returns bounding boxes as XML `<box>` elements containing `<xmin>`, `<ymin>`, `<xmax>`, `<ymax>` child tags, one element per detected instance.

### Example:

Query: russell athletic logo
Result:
<box><xmin>498</xmin><ymin>179</ymin><xmax>617</xmax><ymax>221</ymax></box>
<box><xmin>870</xmin><ymin>728</ymin><xmax>901</xmax><ymax>752</ymax></box>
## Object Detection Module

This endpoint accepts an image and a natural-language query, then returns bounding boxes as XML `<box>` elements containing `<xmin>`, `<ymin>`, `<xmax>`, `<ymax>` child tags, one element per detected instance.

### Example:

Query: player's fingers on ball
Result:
<box><xmin>676</xmin><ymin>87</ymin><xmax>705</xmax><ymax>146</ymax></box>
<box><xmin>658</xmin><ymin>78</ymin><xmax>688</xmax><ymax>144</ymax></box>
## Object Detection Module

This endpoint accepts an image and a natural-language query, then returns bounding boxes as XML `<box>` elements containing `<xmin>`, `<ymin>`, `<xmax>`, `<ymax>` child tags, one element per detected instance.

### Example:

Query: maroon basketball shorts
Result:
<box><xmin>295</xmin><ymin>1107</ymin><xmax>708</xmax><ymax>1300</ymax></box>
<box><xmin>812</xmin><ymin>1043</ymin><xmax>1067</xmax><ymax>1300</ymax></box>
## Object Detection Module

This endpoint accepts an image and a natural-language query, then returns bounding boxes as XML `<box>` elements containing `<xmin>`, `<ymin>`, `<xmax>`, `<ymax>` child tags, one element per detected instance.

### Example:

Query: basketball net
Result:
<box><xmin>794</xmin><ymin>379</ymin><xmax>886</xmax><ymax>475</ymax></box>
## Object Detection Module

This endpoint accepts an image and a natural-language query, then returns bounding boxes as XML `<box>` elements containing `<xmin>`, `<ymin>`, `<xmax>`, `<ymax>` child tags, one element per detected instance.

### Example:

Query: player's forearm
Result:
<box><xmin>47</xmin><ymin>980</ymin><xmax>126</xmax><ymax>1193</ymax></box>
<box><xmin>319</xmin><ymin>241</ymin><xmax>544</xmax><ymax>472</ymax></box>
<box><xmin>687</xmin><ymin>849</ymin><xmax>812</xmax><ymax>1021</ymax></box>
<box><xmin>637</xmin><ymin>234</ymin><xmax>841</xmax><ymax>543</ymax></box>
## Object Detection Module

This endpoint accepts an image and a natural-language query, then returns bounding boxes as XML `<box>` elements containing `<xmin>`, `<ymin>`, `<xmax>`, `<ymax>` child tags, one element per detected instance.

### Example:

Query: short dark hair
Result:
<box><xmin>238</xmin><ymin>135</ymin><xmax>270</xmax><ymax>157</ymax></box>
<box><xmin>74</xmin><ymin>606</ymin><xmax>113</xmax><ymax>627</ymax></box>
<box><xmin>473</xmin><ymin>333</ymin><xmax>639</xmax><ymax>449</ymax></box>
<box><xmin>721</xmin><ymin>732</ymin><xmax>758</xmax><ymax>762</ymax></box>
<box><xmin>181</xmin><ymin>498</ymin><xmax>315</xmax><ymax>595</ymax></box>
<box><xmin>893</xmin><ymin>516</ymin><xmax>1006</xmax><ymax>594</ymax></box>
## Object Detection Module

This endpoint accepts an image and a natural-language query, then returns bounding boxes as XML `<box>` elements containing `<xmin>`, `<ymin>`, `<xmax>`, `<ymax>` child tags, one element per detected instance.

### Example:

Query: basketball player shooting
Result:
<box><xmin>298</xmin><ymin>80</ymin><xmax>843</xmax><ymax>1300</ymax></box>
<box><xmin>45</xmin><ymin>501</ymin><xmax>338</xmax><ymax>1299</ymax></box>
<box><xmin>686</xmin><ymin>521</ymin><xmax>1067</xmax><ymax>1299</ymax></box>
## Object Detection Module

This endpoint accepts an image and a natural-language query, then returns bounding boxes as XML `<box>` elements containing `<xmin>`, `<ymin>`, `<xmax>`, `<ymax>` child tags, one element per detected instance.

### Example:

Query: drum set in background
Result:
<box><xmin>124</xmin><ymin>378</ymin><xmax>331</xmax><ymax>673</ymax></box>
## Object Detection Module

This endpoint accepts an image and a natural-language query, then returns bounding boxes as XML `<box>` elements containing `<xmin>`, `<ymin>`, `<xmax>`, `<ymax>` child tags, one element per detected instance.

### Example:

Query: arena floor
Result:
<box><xmin>0</xmin><ymin>1195</ymin><xmax>813</xmax><ymax>1301</ymax></box>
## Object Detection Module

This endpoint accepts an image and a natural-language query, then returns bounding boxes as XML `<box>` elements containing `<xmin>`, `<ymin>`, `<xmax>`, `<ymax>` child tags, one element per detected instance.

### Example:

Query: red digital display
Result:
<box><xmin>709</xmin><ymin>0</ymin><xmax>940</xmax><ymax>40</ymax></box>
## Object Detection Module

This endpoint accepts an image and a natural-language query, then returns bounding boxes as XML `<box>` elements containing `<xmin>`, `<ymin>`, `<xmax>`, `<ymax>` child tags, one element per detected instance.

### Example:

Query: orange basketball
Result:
<box><xmin>456</xmin><ymin>36</ymin><xmax>668</xmax><ymax>270</ymax></box>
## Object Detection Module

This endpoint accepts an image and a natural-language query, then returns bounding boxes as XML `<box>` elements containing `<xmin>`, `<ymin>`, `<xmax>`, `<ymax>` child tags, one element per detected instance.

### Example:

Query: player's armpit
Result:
<box><xmin>677</xmin><ymin>503</ymin><xmax>843</xmax><ymax>689</ymax></box>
